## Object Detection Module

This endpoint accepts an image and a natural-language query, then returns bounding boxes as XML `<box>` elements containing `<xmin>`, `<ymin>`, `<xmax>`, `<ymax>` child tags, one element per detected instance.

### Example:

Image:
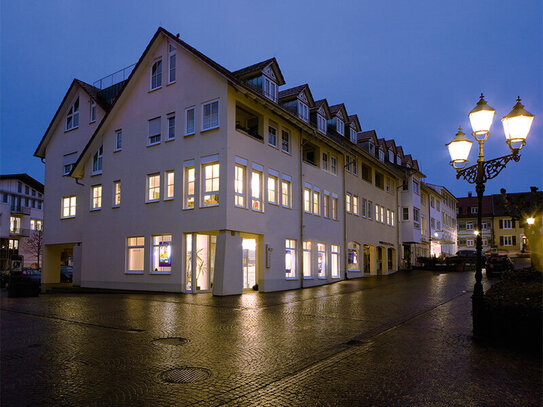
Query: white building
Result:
<box><xmin>35</xmin><ymin>27</ymin><xmax>443</xmax><ymax>295</ymax></box>
<box><xmin>423</xmin><ymin>183</ymin><xmax>458</xmax><ymax>257</ymax></box>
<box><xmin>0</xmin><ymin>174</ymin><xmax>44</xmax><ymax>269</ymax></box>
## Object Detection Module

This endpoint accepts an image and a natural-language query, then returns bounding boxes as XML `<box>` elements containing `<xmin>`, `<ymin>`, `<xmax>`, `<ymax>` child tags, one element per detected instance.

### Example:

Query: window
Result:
<box><xmin>17</xmin><ymin>182</ymin><xmax>22</xmax><ymax>193</ymax></box>
<box><xmin>147</xmin><ymin>174</ymin><xmax>160</xmax><ymax>201</ymax></box>
<box><xmin>345</xmin><ymin>193</ymin><xmax>352</xmax><ymax>213</ymax></box>
<box><xmin>185</xmin><ymin>107</ymin><xmax>195</xmax><ymax>135</ymax></box>
<box><xmin>322</xmin><ymin>153</ymin><xmax>328</xmax><ymax>171</ymax></box>
<box><xmin>167</xmin><ymin>115</ymin><xmax>175</xmax><ymax>140</ymax></box>
<box><xmin>386</xmin><ymin>209</ymin><xmax>391</xmax><ymax>225</ymax></box>
<box><xmin>303</xmin><ymin>241</ymin><xmax>312</xmax><ymax>278</ymax></box>
<box><xmin>89</xmin><ymin>101</ymin><xmax>96</xmax><ymax>123</ymax></box>
<box><xmin>379</xmin><ymin>150</ymin><xmax>385</xmax><ymax>161</ymax></box>
<box><xmin>388</xmin><ymin>150</ymin><xmax>394</xmax><ymax>162</ymax></box>
<box><xmin>251</xmin><ymin>169</ymin><xmax>263</xmax><ymax>211</ymax></box>
<box><xmin>313</xmin><ymin>190</ymin><xmax>320</xmax><ymax>215</ymax></box>
<box><xmin>352</xmin><ymin>157</ymin><xmax>358</xmax><ymax>175</ymax></box>
<box><xmin>413</xmin><ymin>207</ymin><xmax>421</xmax><ymax>224</ymax></box>
<box><xmin>345</xmin><ymin>156</ymin><xmax>352</xmax><ymax>173</ymax></box>
<box><xmin>148</xmin><ymin>117</ymin><xmax>161</xmax><ymax>145</ymax></box>
<box><xmin>298</xmin><ymin>101</ymin><xmax>309</xmax><ymax>122</ymax></box>
<box><xmin>402</xmin><ymin>207</ymin><xmax>409</xmax><ymax>221</ymax></box>
<box><xmin>168</xmin><ymin>44</ymin><xmax>176</xmax><ymax>83</ymax></box>
<box><xmin>467</xmin><ymin>239</ymin><xmax>474</xmax><ymax>247</ymax></box>
<box><xmin>336</xmin><ymin>119</ymin><xmax>344</xmax><ymax>136</ymax></box>
<box><xmin>63</xmin><ymin>164</ymin><xmax>74</xmax><ymax>175</ymax></box>
<box><xmin>317</xmin><ymin>114</ymin><xmax>327</xmax><ymax>133</ymax></box>
<box><xmin>127</xmin><ymin>237</ymin><xmax>145</xmax><ymax>273</ymax></box>
<box><xmin>264</xmin><ymin>77</ymin><xmax>277</xmax><ymax>101</ymax></box>
<box><xmin>375</xmin><ymin>172</ymin><xmax>384</xmax><ymax>189</ymax></box>
<box><xmin>317</xmin><ymin>243</ymin><xmax>326</xmax><ymax>278</ymax></box>
<box><xmin>304</xmin><ymin>188</ymin><xmax>311</xmax><ymax>213</ymax></box>
<box><xmin>431</xmin><ymin>218</ymin><xmax>436</xmax><ymax>229</ymax></box>
<box><xmin>285</xmin><ymin>239</ymin><xmax>296</xmax><ymax>278</ymax></box>
<box><xmin>386</xmin><ymin>177</ymin><xmax>392</xmax><ymax>193</ymax></box>
<box><xmin>30</xmin><ymin>219</ymin><xmax>42</xmax><ymax>230</ymax></box>
<box><xmin>281</xmin><ymin>179</ymin><xmax>291</xmax><ymax>208</ymax></box>
<box><xmin>362</xmin><ymin>163</ymin><xmax>372</xmax><ymax>182</ymax></box>
<box><xmin>151</xmin><ymin>234</ymin><xmax>172</xmax><ymax>273</ymax></box>
<box><xmin>281</xmin><ymin>130</ymin><xmax>290</xmax><ymax>153</ymax></box>
<box><xmin>234</xmin><ymin>164</ymin><xmax>246</xmax><ymax>207</ymax></box>
<box><xmin>66</xmin><ymin>98</ymin><xmax>79</xmax><ymax>130</ymax></box>
<box><xmin>331</xmin><ymin>156</ymin><xmax>337</xmax><ymax>175</ymax></box>
<box><xmin>10</xmin><ymin>217</ymin><xmax>20</xmax><ymax>233</ymax></box>
<box><xmin>437</xmin><ymin>220</ymin><xmax>441</xmax><ymax>230</ymax></box>
<box><xmin>331</xmin><ymin>245</ymin><xmax>340</xmax><ymax>278</ymax></box>
<box><xmin>268</xmin><ymin>174</ymin><xmax>278</xmax><ymax>205</ymax></box>
<box><xmin>268</xmin><ymin>123</ymin><xmax>278</xmax><ymax>147</ymax></box>
<box><xmin>115</xmin><ymin>130</ymin><xmax>122</xmax><ymax>151</ymax></box>
<box><xmin>92</xmin><ymin>145</ymin><xmax>103</xmax><ymax>174</ymax></box>
<box><xmin>165</xmin><ymin>171</ymin><xmax>174</xmax><ymax>199</ymax></box>
<box><xmin>202</xmin><ymin>162</ymin><xmax>219</xmax><ymax>206</ymax></box>
<box><xmin>348</xmin><ymin>242</ymin><xmax>360</xmax><ymax>271</ymax></box>
<box><xmin>413</xmin><ymin>180</ymin><xmax>420</xmax><ymax>195</ymax></box>
<box><xmin>353</xmin><ymin>196</ymin><xmax>359</xmax><ymax>215</ymax></box>
<box><xmin>466</xmin><ymin>222</ymin><xmax>473</xmax><ymax>230</ymax></box>
<box><xmin>113</xmin><ymin>181</ymin><xmax>121</xmax><ymax>207</ymax></box>
<box><xmin>500</xmin><ymin>219</ymin><xmax>513</xmax><ymax>229</ymax></box>
<box><xmin>500</xmin><ymin>235</ymin><xmax>516</xmax><ymax>246</ymax></box>
<box><xmin>202</xmin><ymin>100</ymin><xmax>219</xmax><ymax>131</ymax></box>
<box><xmin>470</xmin><ymin>206</ymin><xmax>477</xmax><ymax>214</ymax></box>
<box><xmin>151</xmin><ymin>60</ymin><xmax>162</xmax><ymax>90</ymax></box>
<box><xmin>430</xmin><ymin>196</ymin><xmax>435</xmax><ymax>208</ymax></box>
<box><xmin>323</xmin><ymin>193</ymin><xmax>330</xmax><ymax>218</ymax></box>
<box><xmin>184</xmin><ymin>166</ymin><xmax>195</xmax><ymax>208</ymax></box>
<box><xmin>9</xmin><ymin>239</ymin><xmax>19</xmax><ymax>250</ymax></box>
<box><xmin>436</xmin><ymin>200</ymin><xmax>441</xmax><ymax>211</ymax></box>
<box><xmin>61</xmin><ymin>196</ymin><xmax>76</xmax><ymax>218</ymax></box>
<box><xmin>331</xmin><ymin>196</ymin><xmax>338</xmax><ymax>220</ymax></box>
<box><xmin>91</xmin><ymin>185</ymin><xmax>102</xmax><ymax>210</ymax></box>
<box><xmin>362</xmin><ymin>198</ymin><xmax>367</xmax><ymax>218</ymax></box>
<box><xmin>350</xmin><ymin>127</ymin><xmax>357</xmax><ymax>143</ymax></box>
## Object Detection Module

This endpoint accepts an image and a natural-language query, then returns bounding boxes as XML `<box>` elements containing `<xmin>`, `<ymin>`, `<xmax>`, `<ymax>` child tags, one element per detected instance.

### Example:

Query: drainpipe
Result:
<box><xmin>396</xmin><ymin>178</ymin><xmax>400</xmax><ymax>271</ymax></box>
<box><xmin>343</xmin><ymin>155</ymin><xmax>348</xmax><ymax>280</ymax></box>
<box><xmin>300</xmin><ymin>131</ymin><xmax>308</xmax><ymax>289</ymax></box>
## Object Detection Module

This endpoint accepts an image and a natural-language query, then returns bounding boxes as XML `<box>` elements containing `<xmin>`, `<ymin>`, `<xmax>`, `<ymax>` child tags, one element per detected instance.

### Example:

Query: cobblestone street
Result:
<box><xmin>1</xmin><ymin>270</ymin><xmax>541</xmax><ymax>406</ymax></box>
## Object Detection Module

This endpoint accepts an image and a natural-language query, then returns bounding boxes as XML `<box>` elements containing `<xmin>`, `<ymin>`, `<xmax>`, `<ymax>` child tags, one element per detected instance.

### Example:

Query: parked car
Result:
<box><xmin>486</xmin><ymin>255</ymin><xmax>514</xmax><ymax>277</ymax></box>
<box><xmin>22</xmin><ymin>268</ymin><xmax>42</xmax><ymax>281</ymax></box>
<box><xmin>60</xmin><ymin>266</ymin><xmax>73</xmax><ymax>283</ymax></box>
<box><xmin>446</xmin><ymin>250</ymin><xmax>486</xmax><ymax>271</ymax></box>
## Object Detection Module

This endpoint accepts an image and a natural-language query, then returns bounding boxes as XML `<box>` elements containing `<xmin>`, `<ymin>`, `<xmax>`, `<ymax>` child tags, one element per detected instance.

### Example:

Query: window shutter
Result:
<box><xmin>511</xmin><ymin>220</ymin><xmax>515</xmax><ymax>229</ymax></box>
<box><xmin>512</xmin><ymin>236</ymin><xmax>516</xmax><ymax>246</ymax></box>
<box><xmin>500</xmin><ymin>236</ymin><xmax>504</xmax><ymax>246</ymax></box>
<box><xmin>149</xmin><ymin>118</ymin><xmax>160</xmax><ymax>137</ymax></box>
<box><xmin>499</xmin><ymin>220</ymin><xmax>503</xmax><ymax>229</ymax></box>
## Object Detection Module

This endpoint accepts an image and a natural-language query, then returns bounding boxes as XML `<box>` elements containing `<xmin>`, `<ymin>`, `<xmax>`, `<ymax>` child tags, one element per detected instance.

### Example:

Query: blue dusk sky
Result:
<box><xmin>1</xmin><ymin>0</ymin><xmax>541</xmax><ymax>197</ymax></box>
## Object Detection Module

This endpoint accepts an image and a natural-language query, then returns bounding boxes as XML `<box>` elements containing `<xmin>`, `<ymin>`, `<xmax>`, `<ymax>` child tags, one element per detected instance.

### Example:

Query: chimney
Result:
<box><xmin>468</xmin><ymin>192</ymin><xmax>472</xmax><ymax>197</ymax></box>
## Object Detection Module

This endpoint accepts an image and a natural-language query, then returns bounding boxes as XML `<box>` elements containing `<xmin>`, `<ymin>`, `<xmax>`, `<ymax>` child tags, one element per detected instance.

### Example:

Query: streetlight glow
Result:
<box><xmin>526</xmin><ymin>217</ymin><xmax>535</xmax><ymax>225</ymax></box>
<box><xmin>446</xmin><ymin>127</ymin><xmax>473</xmax><ymax>168</ymax></box>
<box><xmin>469</xmin><ymin>93</ymin><xmax>495</xmax><ymax>136</ymax></box>
<box><xmin>502</xmin><ymin>97</ymin><xmax>534</xmax><ymax>151</ymax></box>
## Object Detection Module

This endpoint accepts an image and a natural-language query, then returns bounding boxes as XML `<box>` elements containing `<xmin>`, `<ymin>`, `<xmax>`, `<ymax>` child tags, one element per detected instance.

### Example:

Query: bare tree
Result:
<box><xmin>23</xmin><ymin>229</ymin><xmax>44</xmax><ymax>269</ymax></box>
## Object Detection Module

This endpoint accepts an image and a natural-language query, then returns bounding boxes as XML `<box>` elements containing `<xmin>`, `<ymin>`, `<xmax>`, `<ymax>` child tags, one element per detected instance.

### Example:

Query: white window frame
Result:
<box><xmin>402</xmin><ymin>207</ymin><xmax>409</xmax><ymax>221</ymax></box>
<box><xmin>113</xmin><ymin>181</ymin><xmax>121</xmax><ymax>207</ymax></box>
<box><xmin>336</xmin><ymin>118</ymin><xmax>344</xmax><ymax>136</ymax></box>
<box><xmin>331</xmin><ymin>196</ymin><xmax>338</xmax><ymax>220</ymax></box>
<box><xmin>115</xmin><ymin>130</ymin><xmax>122</xmax><ymax>151</ymax></box>
<box><xmin>263</xmin><ymin>77</ymin><xmax>277</xmax><ymax>102</ymax></box>
<box><xmin>348</xmin><ymin>242</ymin><xmax>360</xmax><ymax>271</ymax></box>
<box><xmin>353</xmin><ymin>195</ymin><xmax>359</xmax><ymax>216</ymax></box>
<box><xmin>202</xmin><ymin>99</ymin><xmax>220</xmax><ymax>131</ymax></box>
<box><xmin>150</xmin><ymin>59</ymin><xmax>162</xmax><ymax>90</ymax></box>
<box><xmin>147</xmin><ymin>173</ymin><xmax>160</xmax><ymax>202</ymax></box>
<box><xmin>322</xmin><ymin>152</ymin><xmax>328</xmax><ymax>171</ymax></box>
<box><xmin>148</xmin><ymin>117</ymin><xmax>161</xmax><ymax>145</ymax></box>
<box><xmin>267</xmin><ymin>173</ymin><xmax>279</xmax><ymax>205</ymax></box>
<box><xmin>285</xmin><ymin>239</ymin><xmax>297</xmax><ymax>279</ymax></box>
<box><xmin>323</xmin><ymin>193</ymin><xmax>330</xmax><ymax>218</ymax></box>
<box><xmin>362</xmin><ymin>198</ymin><xmax>367</xmax><ymax>218</ymax></box>
<box><xmin>151</xmin><ymin>234</ymin><xmax>172</xmax><ymax>274</ymax></box>
<box><xmin>167</xmin><ymin>114</ymin><xmax>175</xmax><ymax>140</ymax></box>
<box><xmin>168</xmin><ymin>43</ymin><xmax>176</xmax><ymax>84</ymax></box>
<box><xmin>202</xmin><ymin>162</ymin><xmax>219</xmax><ymax>207</ymax></box>
<box><xmin>234</xmin><ymin>164</ymin><xmax>246</xmax><ymax>208</ymax></box>
<box><xmin>317</xmin><ymin>243</ymin><xmax>326</xmax><ymax>279</ymax></box>
<box><xmin>281</xmin><ymin>178</ymin><xmax>291</xmax><ymax>208</ymax></box>
<box><xmin>165</xmin><ymin>171</ymin><xmax>174</xmax><ymax>200</ymax></box>
<box><xmin>502</xmin><ymin>219</ymin><xmax>512</xmax><ymax>229</ymax></box>
<box><xmin>317</xmin><ymin>114</ymin><xmax>327</xmax><ymax>134</ymax></box>
<box><xmin>330</xmin><ymin>244</ymin><xmax>340</xmax><ymax>278</ymax></box>
<box><xmin>66</xmin><ymin>98</ymin><xmax>79</xmax><ymax>131</ymax></box>
<box><xmin>330</xmin><ymin>156</ymin><xmax>337</xmax><ymax>175</ymax></box>
<box><xmin>89</xmin><ymin>101</ymin><xmax>96</xmax><ymax>123</ymax></box>
<box><xmin>303</xmin><ymin>241</ymin><xmax>312</xmax><ymax>278</ymax></box>
<box><xmin>61</xmin><ymin>196</ymin><xmax>76</xmax><ymax>218</ymax></box>
<box><xmin>92</xmin><ymin>146</ymin><xmax>103</xmax><ymax>175</ymax></box>
<box><xmin>268</xmin><ymin>122</ymin><xmax>278</xmax><ymax>148</ymax></box>
<box><xmin>90</xmin><ymin>185</ymin><xmax>102</xmax><ymax>210</ymax></box>
<box><xmin>346</xmin><ymin>193</ymin><xmax>352</xmax><ymax>213</ymax></box>
<box><xmin>184</xmin><ymin>165</ymin><xmax>196</xmax><ymax>209</ymax></box>
<box><xmin>304</xmin><ymin>187</ymin><xmax>312</xmax><ymax>213</ymax></box>
<box><xmin>350</xmin><ymin>127</ymin><xmax>356</xmax><ymax>143</ymax></box>
<box><xmin>298</xmin><ymin>100</ymin><xmax>309</xmax><ymax>122</ymax></box>
<box><xmin>281</xmin><ymin>129</ymin><xmax>291</xmax><ymax>154</ymax></box>
<box><xmin>126</xmin><ymin>236</ymin><xmax>145</xmax><ymax>274</ymax></box>
<box><xmin>251</xmin><ymin>169</ymin><xmax>263</xmax><ymax>212</ymax></box>
<box><xmin>313</xmin><ymin>190</ymin><xmax>320</xmax><ymax>216</ymax></box>
<box><xmin>185</xmin><ymin>107</ymin><xmax>195</xmax><ymax>136</ymax></box>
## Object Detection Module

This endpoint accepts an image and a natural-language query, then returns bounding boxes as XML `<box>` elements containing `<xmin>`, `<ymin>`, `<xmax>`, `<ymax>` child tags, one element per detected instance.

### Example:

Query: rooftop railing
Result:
<box><xmin>93</xmin><ymin>63</ymin><xmax>136</xmax><ymax>90</ymax></box>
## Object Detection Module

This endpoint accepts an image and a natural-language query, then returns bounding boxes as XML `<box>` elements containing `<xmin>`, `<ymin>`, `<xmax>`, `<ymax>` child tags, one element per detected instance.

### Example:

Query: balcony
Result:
<box><xmin>93</xmin><ymin>63</ymin><xmax>135</xmax><ymax>89</ymax></box>
<box><xmin>11</xmin><ymin>206</ymin><xmax>30</xmax><ymax>215</ymax></box>
<box><xmin>10</xmin><ymin>228</ymin><xmax>30</xmax><ymax>237</ymax></box>
<box><xmin>235</xmin><ymin>105</ymin><xmax>262</xmax><ymax>140</ymax></box>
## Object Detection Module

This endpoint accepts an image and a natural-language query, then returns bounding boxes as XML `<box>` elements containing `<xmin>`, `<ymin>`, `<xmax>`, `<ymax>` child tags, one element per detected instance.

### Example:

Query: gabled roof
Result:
<box><xmin>357</xmin><ymin>130</ymin><xmax>377</xmax><ymax>143</ymax></box>
<box><xmin>232</xmin><ymin>57</ymin><xmax>286</xmax><ymax>86</ymax></box>
<box><xmin>311</xmin><ymin>99</ymin><xmax>331</xmax><ymax>118</ymax></box>
<box><xmin>377</xmin><ymin>138</ymin><xmax>387</xmax><ymax>151</ymax></box>
<box><xmin>347</xmin><ymin>115</ymin><xmax>361</xmax><ymax>132</ymax></box>
<box><xmin>396</xmin><ymin>145</ymin><xmax>405</xmax><ymax>158</ymax></box>
<box><xmin>329</xmin><ymin>103</ymin><xmax>348</xmax><ymax>121</ymax></box>
<box><xmin>74</xmin><ymin>79</ymin><xmax>109</xmax><ymax>111</ymax></box>
<box><xmin>457</xmin><ymin>195</ymin><xmax>493</xmax><ymax>217</ymax></box>
<box><xmin>0</xmin><ymin>173</ymin><xmax>44</xmax><ymax>193</ymax></box>
<box><xmin>278</xmin><ymin>84</ymin><xmax>314</xmax><ymax>106</ymax></box>
<box><xmin>385</xmin><ymin>139</ymin><xmax>397</xmax><ymax>154</ymax></box>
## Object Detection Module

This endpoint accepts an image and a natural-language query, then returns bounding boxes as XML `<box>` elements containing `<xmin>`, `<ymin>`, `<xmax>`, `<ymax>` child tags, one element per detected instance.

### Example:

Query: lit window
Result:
<box><xmin>313</xmin><ymin>190</ymin><xmax>320</xmax><ymax>215</ymax></box>
<box><xmin>386</xmin><ymin>209</ymin><xmax>391</xmax><ymax>225</ymax></box>
<box><xmin>281</xmin><ymin>179</ymin><xmax>291</xmax><ymax>208</ymax></box>
<box><xmin>251</xmin><ymin>170</ymin><xmax>263</xmax><ymax>212</ymax></box>
<box><xmin>92</xmin><ymin>146</ymin><xmax>103</xmax><ymax>174</ymax></box>
<box><xmin>346</xmin><ymin>193</ymin><xmax>352</xmax><ymax>213</ymax></box>
<box><xmin>127</xmin><ymin>237</ymin><xmax>144</xmax><ymax>273</ymax></box>
<box><xmin>348</xmin><ymin>242</ymin><xmax>360</xmax><ymax>271</ymax></box>
<box><xmin>61</xmin><ymin>196</ymin><xmax>76</xmax><ymax>218</ymax></box>
<box><xmin>184</xmin><ymin>166</ymin><xmax>195</xmax><ymax>208</ymax></box>
<box><xmin>202</xmin><ymin>163</ymin><xmax>219</xmax><ymax>206</ymax></box>
<box><xmin>336</xmin><ymin>119</ymin><xmax>344</xmax><ymax>136</ymax></box>
<box><xmin>165</xmin><ymin>171</ymin><xmax>174</xmax><ymax>199</ymax></box>
<box><xmin>380</xmin><ymin>206</ymin><xmax>384</xmax><ymax>223</ymax></box>
<box><xmin>9</xmin><ymin>239</ymin><xmax>19</xmax><ymax>250</ymax></box>
<box><xmin>268</xmin><ymin>123</ymin><xmax>278</xmax><ymax>147</ymax></box>
<box><xmin>323</xmin><ymin>194</ymin><xmax>330</xmax><ymax>218</ymax></box>
<box><xmin>90</xmin><ymin>101</ymin><xmax>96</xmax><ymax>123</ymax></box>
<box><xmin>281</xmin><ymin>130</ymin><xmax>290</xmax><ymax>153</ymax></box>
<box><xmin>331</xmin><ymin>196</ymin><xmax>338</xmax><ymax>220</ymax></box>
<box><xmin>234</xmin><ymin>164</ymin><xmax>246</xmax><ymax>207</ymax></box>
<box><xmin>303</xmin><ymin>241</ymin><xmax>312</xmax><ymax>278</ymax></box>
<box><xmin>113</xmin><ymin>181</ymin><xmax>121</xmax><ymax>207</ymax></box>
<box><xmin>147</xmin><ymin>174</ymin><xmax>160</xmax><ymax>202</ymax></box>
<box><xmin>298</xmin><ymin>101</ymin><xmax>309</xmax><ymax>122</ymax></box>
<box><xmin>151</xmin><ymin>234</ymin><xmax>172</xmax><ymax>273</ymax></box>
<box><xmin>66</xmin><ymin>98</ymin><xmax>79</xmax><ymax>130</ymax></box>
<box><xmin>167</xmin><ymin>115</ymin><xmax>175</xmax><ymax>140</ymax></box>
<box><xmin>185</xmin><ymin>107</ymin><xmax>195</xmax><ymax>135</ymax></box>
<box><xmin>268</xmin><ymin>174</ymin><xmax>278</xmax><ymax>205</ymax></box>
<box><xmin>317</xmin><ymin>243</ymin><xmax>326</xmax><ymax>278</ymax></box>
<box><xmin>168</xmin><ymin>44</ymin><xmax>176</xmax><ymax>83</ymax></box>
<box><xmin>151</xmin><ymin>60</ymin><xmax>162</xmax><ymax>90</ymax></box>
<box><xmin>367</xmin><ymin>201</ymin><xmax>373</xmax><ymax>220</ymax></box>
<box><xmin>392</xmin><ymin>210</ymin><xmax>396</xmax><ymax>226</ymax></box>
<box><xmin>353</xmin><ymin>196</ymin><xmax>359</xmax><ymax>215</ymax></box>
<box><xmin>202</xmin><ymin>100</ymin><xmax>219</xmax><ymax>131</ymax></box>
<box><xmin>10</xmin><ymin>216</ymin><xmax>20</xmax><ymax>233</ymax></box>
<box><xmin>285</xmin><ymin>239</ymin><xmax>296</xmax><ymax>278</ymax></box>
<box><xmin>317</xmin><ymin>114</ymin><xmax>327</xmax><ymax>133</ymax></box>
<box><xmin>375</xmin><ymin>204</ymin><xmax>380</xmax><ymax>222</ymax></box>
<box><xmin>115</xmin><ymin>130</ymin><xmax>122</xmax><ymax>151</ymax></box>
<box><xmin>331</xmin><ymin>245</ymin><xmax>340</xmax><ymax>278</ymax></box>
<box><xmin>91</xmin><ymin>185</ymin><xmax>102</xmax><ymax>210</ymax></box>
<box><xmin>148</xmin><ymin>117</ymin><xmax>161</xmax><ymax>145</ymax></box>
<box><xmin>304</xmin><ymin>188</ymin><xmax>311</xmax><ymax>213</ymax></box>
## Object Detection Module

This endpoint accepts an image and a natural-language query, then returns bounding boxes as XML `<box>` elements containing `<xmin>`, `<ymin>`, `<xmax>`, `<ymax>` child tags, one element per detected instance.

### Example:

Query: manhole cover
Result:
<box><xmin>160</xmin><ymin>367</ymin><xmax>211</xmax><ymax>383</ymax></box>
<box><xmin>152</xmin><ymin>337</ymin><xmax>189</xmax><ymax>346</ymax></box>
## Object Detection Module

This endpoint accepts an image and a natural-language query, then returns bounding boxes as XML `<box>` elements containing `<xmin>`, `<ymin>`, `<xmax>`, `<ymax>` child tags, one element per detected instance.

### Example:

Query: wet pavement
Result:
<box><xmin>1</xmin><ymin>270</ymin><xmax>541</xmax><ymax>406</ymax></box>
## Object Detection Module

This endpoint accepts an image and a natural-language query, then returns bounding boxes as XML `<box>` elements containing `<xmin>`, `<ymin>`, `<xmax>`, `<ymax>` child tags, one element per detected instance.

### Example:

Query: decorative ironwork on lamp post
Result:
<box><xmin>446</xmin><ymin>94</ymin><xmax>534</xmax><ymax>337</ymax></box>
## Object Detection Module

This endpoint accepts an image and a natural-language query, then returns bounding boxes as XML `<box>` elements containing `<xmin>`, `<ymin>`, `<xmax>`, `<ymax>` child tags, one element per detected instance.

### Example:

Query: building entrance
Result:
<box><xmin>242</xmin><ymin>238</ymin><xmax>256</xmax><ymax>289</ymax></box>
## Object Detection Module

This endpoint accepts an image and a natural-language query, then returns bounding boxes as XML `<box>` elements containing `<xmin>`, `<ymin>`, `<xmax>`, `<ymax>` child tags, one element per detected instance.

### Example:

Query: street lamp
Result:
<box><xmin>526</xmin><ymin>217</ymin><xmax>535</xmax><ymax>226</ymax></box>
<box><xmin>446</xmin><ymin>93</ymin><xmax>534</xmax><ymax>337</ymax></box>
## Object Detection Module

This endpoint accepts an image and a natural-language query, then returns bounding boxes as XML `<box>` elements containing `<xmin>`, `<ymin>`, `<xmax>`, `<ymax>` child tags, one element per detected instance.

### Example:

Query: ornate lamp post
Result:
<box><xmin>446</xmin><ymin>94</ymin><xmax>534</xmax><ymax>336</ymax></box>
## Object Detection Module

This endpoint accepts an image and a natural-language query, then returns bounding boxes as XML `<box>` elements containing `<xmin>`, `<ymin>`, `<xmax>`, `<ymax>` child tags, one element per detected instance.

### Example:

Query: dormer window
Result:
<box><xmin>263</xmin><ymin>77</ymin><xmax>277</xmax><ymax>101</ymax></box>
<box><xmin>66</xmin><ymin>98</ymin><xmax>79</xmax><ymax>130</ymax></box>
<box><xmin>378</xmin><ymin>149</ymin><xmax>385</xmax><ymax>162</ymax></box>
<box><xmin>389</xmin><ymin>151</ymin><xmax>394</xmax><ymax>162</ymax></box>
<box><xmin>336</xmin><ymin>118</ymin><xmax>344</xmax><ymax>136</ymax></box>
<box><xmin>92</xmin><ymin>145</ymin><xmax>103</xmax><ymax>174</ymax></box>
<box><xmin>396</xmin><ymin>155</ymin><xmax>402</xmax><ymax>165</ymax></box>
<box><xmin>317</xmin><ymin>114</ymin><xmax>327</xmax><ymax>134</ymax></box>
<box><xmin>298</xmin><ymin>101</ymin><xmax>309</xmax><ymax>122</ymax></box>
<box><xmin>349</xmin><ymin>127</ymin><xmax>356</xmax><ymax>143</ymax></box>
<box><xmin>369</xmin><ymin>142</ymin><xmax>375</xmax><ymax>154</ymax></box>
<box><xmin>150</xmin><ymin>60</ymin><xmax>162</xmax><ymax>90</ymax></box>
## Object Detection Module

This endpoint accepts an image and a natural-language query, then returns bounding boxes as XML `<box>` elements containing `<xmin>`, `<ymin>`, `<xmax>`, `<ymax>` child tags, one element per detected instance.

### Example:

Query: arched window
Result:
<box><xmin>348</xmin><ymin>242</ymin><xmax>360</xmax><ymax>271</ymax></box>
<box><xmin>92</xmin><ymin>145</ymin><xmax>103</xmax><ymax>174</ymax></box>
<box><xmin>66</xmin><ymin>98</ymin><xmax>79</xmax><ymax>130</ymax></box>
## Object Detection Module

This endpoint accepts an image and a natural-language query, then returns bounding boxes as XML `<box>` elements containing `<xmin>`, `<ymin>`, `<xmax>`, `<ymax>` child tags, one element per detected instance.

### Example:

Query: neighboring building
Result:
<box><xmin>457</xmin><ymin>193</ymin><xmax>493</xmax><ymax>253</ymax></box>
<box><xmin>35</xmin><ymin>27</ymin><xmax>450</xmax><ymax>294</ymax></box>
<box><xmin>0</xmin><ymin>174</ymin><xmax>44</xmax><ymax>269</ymax></box>
<box><xmin>423</xmin><ymin>183</ymin><xmax>457</xmax><ymax>257</ymax></box>
<box><xmin>493</xmin><ymin>193</ymin><xmax>528</xmax><ymax>254</ymax></box>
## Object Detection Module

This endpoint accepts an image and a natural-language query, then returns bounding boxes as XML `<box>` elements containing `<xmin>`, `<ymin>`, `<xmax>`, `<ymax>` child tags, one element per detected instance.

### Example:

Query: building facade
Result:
<box><xmin>0</xmin><ymin>174</ymin><xmax>44</xmax><ymax>269</ymax></box>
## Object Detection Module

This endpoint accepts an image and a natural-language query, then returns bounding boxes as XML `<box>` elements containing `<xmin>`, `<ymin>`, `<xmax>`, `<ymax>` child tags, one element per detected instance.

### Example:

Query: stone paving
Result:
<box><xmin>1</xmin><ymin>270</ymin><xmax>541</xmax><ymax>406</ymax></box>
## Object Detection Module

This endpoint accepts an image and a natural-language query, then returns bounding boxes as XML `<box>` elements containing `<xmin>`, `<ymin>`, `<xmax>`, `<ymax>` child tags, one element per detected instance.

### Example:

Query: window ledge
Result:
<box><xmin>114</xmin><ymin>149</ymin><xmax>122</xmax><ymax>153</ymax></box>
<box><xmin>183</xmin><ymin>207</ymin><xmax>195</xmax><ymax>210</ymax></box>
<box><xmin>112</xmin><ymin>205</ymin><xmax>120</xmax><ymax>209</ymax></box>
<box><xmin>90</xmin><ymin>208</ymin><xmax>101</xmax><ymax>212</ymax></box>
<box><xmin>201</xmin><ymin>125</ymin><xmax>219</xmax><ymax>133</ymax></box>
<box><xmin>167</xmin><ymin>80</ymin><xmax>176</xmax><ymax>86</ymax></box>
<box><xmin>89</xmin><ymin>120</ymin><xmax>96</xmax><ymax>124</ymax></box>
<box><xmin>285</xmin><ymin>277</ymin><xmax>298</xmax><ymax>281</ymax></box>
<box><xmin>148</xmin><ymin>86</ymin><xmax>162</xmax><ymax>93</ymax></box>
<box><xmin>150</xmin><ymin>271</ymin><xmax>171</xmax><ymax>275</ymax></box>
<box><xmin>318</xmin><ymin>277</ymin><xmax>327</xmax><ymax>280</ymax></box>
<box><xmin>125</xmin><ymin>271</ymin><xmax>144</xmax><ymax>275</ymax></box>
<box><xmin>184</xmin><ymin>132</ymin><xmax>195</xmax><ymax>137</ymax></box>
<box><xmin>147</xmin><ymin>142</ymin><xmax>161</xmax><ymax>147</ymax></box>
<box><xmin>91</xmin><ymin>171</ymin><xmax>102</xmax><ymax>177</ymax></box>
<box><xmin>61</xmin><ymin>216</ymin><xmax>75</xmax><ymax>220</ymax></box>
<box><xmin>281</xmin><ymin>149</ymin><xmax>291</xmax><ymax>155</ymax></box>
<box><xmin>201</xmin><ymin>204</ymin><xmax>219</xmax><ymax>208</ymax></box>
<box><xmin>303</xmin><ymin>276</ymin><xmax>313</xmax><ymax>280</ymax></box>
<box><xmin>164</xmin><ymin>197</ymin><xmax>174</xmax><ymax>201</ymax></box>
<box><xmin>146</xmin><ymin>200</ymin><xmax>160</xmax><ymax>204</ymax></box>
<box><xmin>268</xmin><ymin>202</ymin><xmax>279</xmax><ymax>206</ymax></box>
<box><xmin>64</xmin><ymin>127</ymin><xmax>79</xmax><ymax>134</ymax></box>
